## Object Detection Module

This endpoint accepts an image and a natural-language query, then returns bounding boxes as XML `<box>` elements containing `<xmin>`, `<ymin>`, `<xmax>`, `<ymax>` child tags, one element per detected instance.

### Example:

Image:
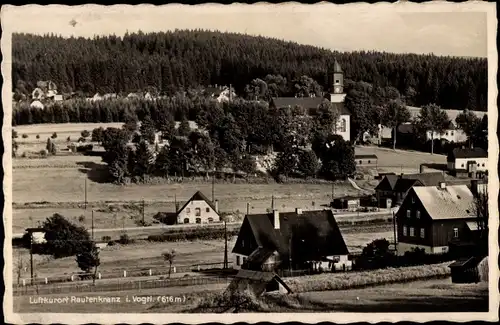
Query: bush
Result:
<box><xmin>81</xmin><ymin>130</ymin><xmax>90</xmax><ymax>138</ymax></box>
<box><xmin>147</xmin><ymin>228</ymin><xmax>239</xmax><ymax>242</ymax></box>
<box><xmin>78</xmin><ymin>137</ymin><xmax>86</xmax><ymax>143</ymax></box>
<box><xmin>67</xmin><ymin>136</ymin><xmax>71</xmax><ymax>142</ymax></box>
<box><xmin>51</xmin><ymin>132</ymin><xmax>57</xmax><ymax>139</ymax></box>
<box><xmin>36</xmin><ymin>134</ymin><xmax>40</xmax><ymax>139</ymax></box>
<box><xmin>39</xmin><ymin>149</ymin><xmax>48</xmax><ymax>158</ymax></box>
<box><xmin>107</xmin><ymin>241</ymin><xmax>116</xmax><ymax>246</ymax></box>
<box><xmin>22</xmin><ymin>133</ymin><xmax>28</xmax><ymax>138</ymax></box>
<box><xmin>118</xmin><ymin>234</ymin><xmax>131</xmax><ymax>245</ymax></box>
<box><xmin>76</xmin><ymin>144</ymin><xmax>93</xmax><ymax>153</ymax></box>
<box><xmin>78</xmin><ymin>215</ymin><xmax>85</xmax><ymax>223</ymax></box>
<box><xmin>101</xmin><ymin>236</ymin><xmax>112</xmax><ymax>242</ymax></box>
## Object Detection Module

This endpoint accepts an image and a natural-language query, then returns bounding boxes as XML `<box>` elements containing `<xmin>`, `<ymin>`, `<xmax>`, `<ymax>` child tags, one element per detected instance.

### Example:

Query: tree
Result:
<box><xmin>81</xmin><ymin>130</ymin><xmax>90</xmax><ymax>138</ymax></box>
<box><xmin>456</xmin><ymin>110</ymin><xmax>481</xmax><ymax>147</ymax></box>
<box><xmin>133</xmin><ymin>140</ymin><xmax>154</xmax><ymax>178</ymax></box>
<box><xmin>311</xmin><ymin>100</ymin><xmax>341</xmax><ymax>139</ymax></box>
<box><xmin>41</xmin><ymin>213</ymin><xmax>93</xmax><ymax>259</ymax></box>
<box><xmin>244</xmin><ymin>78</ymin><xmax>268</xmax><ymax>100</ymax></box>
<box><xmin>154</xmin><ymin>146</ymin><xmax>170</xmax><ymax>177</ymax></box>
<box><xmin>292</xmin><ymin>75</ymin><xmax>322</xmax><ymax>98</ymax></box>
<box><xmin>273</xmin><ymin>147</ymin><xmax>298</xmax><ymax>180</ymax></box>
<box><xmin>344</xmin><ymin>89</ymin><xmax>378</xmax><ymax>144</ymax></box>
<box><xmin>46</xmin><ymin>138</ymin><xmax>56</xmax><ymax>155</ymax></box>
<box><xmin>415</xmin><ymin>103</ymin><xmax>450</xmax><ymax>154</ymax></box>
<box><xmin>91</xmin><ymin>127</ymin><xmax>105</xmax><ymax>144</ymax></box>
<box><xmin>139</xmin><ymin>115</ymin><xmax>156</xmax><ymax>144</ymax></box>
<box><xmin>235</xmin><ymin>155</ymin><xmax>257</xmax><ymax>179</ymax></box>
<box><xmin>75</xmin><ymin>242</ymin><xmax>100</xmax><ymax>285</ymax></box>
<box><xmin>177</xmin><ymin>117</ymin><xmax>191</xmax><ymax>137</ymax></box>
<box><xmin>158</xmin><ymin>113</ymin><xmax>176</xmax><ymax>141</ymax></box>
<box><xmin>51</xmin><ymin>132</ymin><xmax>58</xmax><ymax>139</ymax></box>
<box><xmin>361</xmin><ymin>238</ymin><xmax>394</xmax><ymax>269</ymax></box>
<box><xmin>162</xmin><ymin>249</ymin><xmax>176</xmax><ymax>278</ymax></box>
<box><xmin>315</xmin><ymin>134</ymin><xmax>355</xmax><ymax>180</ymax></box>
<box><xmin>297</xmin><ymin>150</ymin><xmax>319</xmax><ymax>178</ymax></box>
<box><xmin>381</xmin><ymin>99</ymin><xmax>411</xmax><ymax>150</ymax></box>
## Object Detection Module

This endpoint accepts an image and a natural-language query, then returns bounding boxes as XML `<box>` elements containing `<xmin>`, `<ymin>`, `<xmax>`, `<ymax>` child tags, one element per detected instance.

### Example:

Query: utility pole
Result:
<box><xmin>91</xmin><ymin>209</ymin><xmax>94</xmax><ymax>240</ymax></box>
<box><xmin>223</xmin><ymin>220</ymin><xmax>228</xmax><ymax>269</ymax></box>
<box><xmin>271</xmin><ymin>195</ymin><xmax>275</xmax><ymax>210</ymax></box>
<box><xmin>247</xmin><ymin>202</ymin><xmax>250</xmax><ymax>216</ymax></box>
<box><xmin>84</xmin><ymin>177</ymin><xmax>87</xmax><ymax>210</ymax></box>
<box><xmin>212</xmin><ymin>169</ymin><xmax>215</xmax><ymax>203</ymax></box>
<box><xmin>142</xmin><ymin>198</ymin><xmax>145</xmax><ymax>225</ymax></box>
<box><xmin>174</xmin><ymin>194</ymin><xmax>177</xmax><ymax>213</ymax></box>
<box><xmin>331</xmin><ymin>182</ymin><xmax>335</xmax><ymax>201</ymax></box>
<box><xmin>393</xmin><ymin>210</ymin><xmax>397</xmax><ymax>254</ymax></box>
<box><xmin>29</xmin><ymin>232</ymin><xmax>34</xmax><ymax>285</ymax></box>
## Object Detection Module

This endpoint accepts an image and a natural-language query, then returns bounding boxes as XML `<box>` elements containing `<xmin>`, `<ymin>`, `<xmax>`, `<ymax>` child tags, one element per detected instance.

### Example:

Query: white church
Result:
<box><xmin>271</xmin><ymin>59</ymin><xmax>351</xmax><ymax>142</ymax></box>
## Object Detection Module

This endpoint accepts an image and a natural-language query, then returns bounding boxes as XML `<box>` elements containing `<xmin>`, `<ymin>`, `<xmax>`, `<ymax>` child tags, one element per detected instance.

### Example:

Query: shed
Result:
<box><xmin>331</xmin><ymin>196</ymin><xmax>361</xmax><ymax>210</ymax></box>
<box><xmin>449</xmin><ymin>257</ymin><xmax>481</xmax><ymax>284</ymax></box>
<box><xmin>355</xmin><ymin>154</ymin><xmax>378</xmax><ymax>166</ymax></box>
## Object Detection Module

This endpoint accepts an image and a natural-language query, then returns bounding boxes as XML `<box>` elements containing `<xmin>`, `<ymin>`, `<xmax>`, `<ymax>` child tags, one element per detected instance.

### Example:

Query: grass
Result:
<box><xmin>284</xmin><ymin>262</ymin><xmax>452</xmax><ymax>293</ymax></box>
<box><xmin>190</xmin><ymin>277</ymin><xmax>488</xmax><ymax>313</ymax></box>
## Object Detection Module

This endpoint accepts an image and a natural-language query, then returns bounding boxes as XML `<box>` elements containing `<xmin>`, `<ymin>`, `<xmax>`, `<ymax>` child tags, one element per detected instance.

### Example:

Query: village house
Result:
<box><xmin>395</xmin><ymin>183</ymin><xmax>478</xmax><ymax>256</ymax></box>
<box><xmin>270</xmin><ymin>60</ymin><xmax>351</xmax><ymax>142</ymax></box>
<box><xmin>232</xmin><ymin>209</ymin><xmax>350</xmax><ymax>273</ymax></box>
<box><xmin>174</xmin><ymin>191</ymin><xmax>221</xmax><ymax>224</ymax></box>
<box><xmin>204</xmin><ymin>84</ymin><xmax>237</xmax><ymax>103</ymax></box>
<box><xmin>375</xmin><ymin>171</ymin><xmax>446</xmax><ymax>208</ymax></box>
<box><xmin>447</xmin><ymin>147</ymin><xmax>488</xmax><ymax>177</ymax></box>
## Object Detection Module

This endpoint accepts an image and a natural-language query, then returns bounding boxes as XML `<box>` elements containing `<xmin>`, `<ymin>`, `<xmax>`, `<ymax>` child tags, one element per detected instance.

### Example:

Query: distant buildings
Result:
<box><xmin>447</xmin><ymin>147</ymin><xmax>488</xmax><ymax>177</ymax></box>
<box><xmin>175</xmin><ymin>191</ymin><xmax>221</xmax><ymax>224</ymax></box>
<box><xmin>375</xmin><ymin>172</ymin><xmax>446</xmax><ymax>208</ymax></box>
<box><xmin>204</xmin><ymin>85</ymin><xmax>237</xmax><ymax>103</ymax></box>
<box><xmin>232</xmin><ymin>208</ymin><xmax>350</xmax><ymax>273</ymax></box>
<box><xmin>395</xmin><ymin>183</ymin><xmax>477</xmax><ymax>255</ymax></box>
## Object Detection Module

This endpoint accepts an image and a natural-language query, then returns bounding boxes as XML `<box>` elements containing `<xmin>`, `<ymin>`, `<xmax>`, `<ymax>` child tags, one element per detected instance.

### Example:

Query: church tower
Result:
<box><xmin>329</xmin><ymin>59</ymin><xmax>346</xmax><ymax>104</ymax></box>
<box><xmin>332</xmin><ymin>59</ymin><xmax>344</xmax><ymax>94</ymax></box>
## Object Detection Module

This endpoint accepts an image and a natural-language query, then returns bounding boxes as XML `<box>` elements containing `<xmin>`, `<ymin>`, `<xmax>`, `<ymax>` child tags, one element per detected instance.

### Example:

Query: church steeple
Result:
<box><xmin>332</xmin><ymin>59</ymin><xmax>344</xmax><ymax>94</ymax></box>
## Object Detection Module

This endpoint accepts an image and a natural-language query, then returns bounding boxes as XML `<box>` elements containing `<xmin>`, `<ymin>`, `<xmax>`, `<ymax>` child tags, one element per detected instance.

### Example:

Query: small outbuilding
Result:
<box><xmin>355</xmin><ymin>154</ymin><xmax>378</xmax><ymax>167</ymax></box>
<box><xmin>448</xmin><ymin>256</ymin><xmax>481</xmax><ymax>284</ymax></box>
<box><xmin>226</xmin><ymin>269</ymin><xmax>292</xmax><ymax>296</ymax></box>
<box><xmin>331</xmin><ymin>196</ymin><xmax>361</xmax><ymax>211</ymax></box>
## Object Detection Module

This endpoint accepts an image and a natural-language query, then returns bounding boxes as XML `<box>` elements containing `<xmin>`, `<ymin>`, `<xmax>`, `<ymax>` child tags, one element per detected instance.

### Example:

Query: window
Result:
<box><xmin>416</xmin><ymin>210</ymin><xmax>420</xmax><ymax>219</ymax></box>
<box><xmin>206</xmin><ymin>207</ymin><xmax>210</xmax><ymax>212</ymax></box>
<box><xmin>196</xmin><ymin>218</ymin><xmax>202</xmax><ymax>224</ymax></box>
<box><xmin>451</xmin><ymin>131</ymin><xmax>454</xmax><ymax>136</ymax></box>
<box><xmin>403</xmin><ymin>226</ymin><xmax>407</xmax><ymax>236</ymax></box>
<box><xmin>411</xmin><ymin>196</ymin><xmax>415</xmax><ymax>204</ymax></box>
<box><xmin>208</xmin><ymin>217</ymin><xmax>214</xmax><ymax>223</ymax></box>
<box><xmin>340</xmin><ymin>118</ymin><xmax>347</xmax><ymax>133</ymax></box>
<box><xmin>243</xmin><ymin>257</ymin><xmax>247</xmax><ymax>265</ymax></box>
<box><xmin>409</xmin><ymin>227</ymin><xmax>415</xmax><ymax>237</ymax></box>
<box><xmin>368</xmin><ymin>160</ymin><xmax>371</xmax><ymax>164</ymax></box>
<box><xmin>195</xmin><ymin>208</ymin><xmax>201</xmax><ymax>216</ymax></box>
<box><xmin>453</xmin><ymin>228</ymin><xmax>459</xmax><ymax>238</ymax></box>
<box><xmin>406</xmin><ymin>210</ymin><xmax>411</xmax><ymax>218</ymax></box>
<box><xmin>335</xmin><ymin>80</ymin><xmax>340</xmax><ymax>84</ymax></box>
<box><xmin>482</xmin><ymin>163</ymin><xmax>485</xmax><ymax>167</ymax></box>
<box><xmin>236</xmin><ymin>256</ymin><xmax>240</xmax><ymax>266</ymax></box>
<box><xmin>186</xmin><ymin>208</ymin><xmax>190</xmax><ymax>214</ymax></box>
<box><xmin>242</xmin><ymin>240</ymin><xmax>245</xmax><ymax>248</ymax></box>
<box><xmin>420</xmin><ymin>228</ymin><xmax>425</xmax><ymax>238</ymax></box>
<box><xmin>461</xmin><ymin>164</ymin><xmax>464</xmax><ymax>168</ymax></box>
<box><xmin>183</xmin><ymin>218</ymin><xmax>189</xmax><ymax>224</ymax></box>
<box><xmin>445</xmin><ymin>132</ymin><xmax>449</xmax><ymax>136</ymax></box>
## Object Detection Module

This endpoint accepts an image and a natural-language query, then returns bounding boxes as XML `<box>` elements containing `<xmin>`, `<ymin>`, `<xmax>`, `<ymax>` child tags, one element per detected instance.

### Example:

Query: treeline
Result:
<box><xmin>13</xmin><ymin>31</ymin><xmax>487</xmax><ymax>111</ymax></box>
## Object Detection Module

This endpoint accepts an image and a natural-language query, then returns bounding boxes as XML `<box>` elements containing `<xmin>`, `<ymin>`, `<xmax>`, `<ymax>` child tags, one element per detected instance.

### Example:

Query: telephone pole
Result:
<box><xmin>223</xmin><ymin>220</ymin><xmax>228</xmax><ymax>269</ymax></box>
<box><xmin>142</xmin><ymin>198</ymin><xmax>145</xmax><ymax>225</ymax></box>
<box><xmin>271</xmin><ymin>195</ymin><xmax>275</xmax><ymax>210</ymax></box>
<box><xmin>212</xmin><ymin>169</ymin><xmax>215</xmax><ymax>203</ymax></box>
<box><xmin>91</xmin><ymin>209</ymin><xmax>94</xmax><ymax>240</ymax></box>
<box><xmin>84</xmin><ymin>177</ymin><xmax>87</xmax><ymax>210</ymax></box>
<box><xmin>29</xmin><ymin>232</ymin><xmax>34</xmax><ymax>285</ymax></box>
<box><xmin>247</xmin><ymin>202</ymin><xmax>250</xmax><ymax>216</ymax></box>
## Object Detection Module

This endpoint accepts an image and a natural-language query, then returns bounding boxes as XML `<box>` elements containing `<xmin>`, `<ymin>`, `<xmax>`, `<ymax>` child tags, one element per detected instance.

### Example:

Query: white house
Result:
<box><xmin>175</xmin><ymin>191</ymin><xmax>221</xmax><ymax>224</ymax></box>
<box><xmin>447</xmin><ymin>147</ymin><xmax>488</xmax><ymax>174</ymax></box>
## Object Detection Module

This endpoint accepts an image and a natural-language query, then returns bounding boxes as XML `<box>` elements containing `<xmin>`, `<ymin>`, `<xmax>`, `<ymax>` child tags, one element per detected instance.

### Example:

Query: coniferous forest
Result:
<box><xmin>12</xmin><ymin>30</ymin><xmax>487</xmax><ymax>112</ymax></box>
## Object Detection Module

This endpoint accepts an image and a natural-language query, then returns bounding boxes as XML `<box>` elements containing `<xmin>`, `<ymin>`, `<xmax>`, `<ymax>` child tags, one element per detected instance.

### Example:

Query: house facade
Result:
<box><xmin>175</xmin><ymin>191</ymin><xmax>221</xmax><ymax>224</ymax></box>
<box><xmin>447</xmin><ymin>147</ymin><xmax>488</xmax><ymax>176</ymax></box>
<box><xmin>232</xmin><ymin>208</ymin><xmax>350</xmax><ymax>272</ymax></box>
<box><xmin>395</xmin><ymin>183</ymin><xmax>477</xmax><ymax>255</ymax></box>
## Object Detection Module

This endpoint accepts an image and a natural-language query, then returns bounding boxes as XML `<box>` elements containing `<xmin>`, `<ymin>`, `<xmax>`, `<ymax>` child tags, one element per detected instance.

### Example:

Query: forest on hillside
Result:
<box><xmin>12</xmin><ymin>30</ymin><xmax>487</xmax><ymax>111</ymax></box>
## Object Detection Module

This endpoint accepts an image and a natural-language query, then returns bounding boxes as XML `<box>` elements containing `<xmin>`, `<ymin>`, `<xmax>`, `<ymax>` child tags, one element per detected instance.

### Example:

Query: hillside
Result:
<box><xmin>13</xmin><ymin>30</ymin><xmax>487</xmax><ymax>111</ymax></box>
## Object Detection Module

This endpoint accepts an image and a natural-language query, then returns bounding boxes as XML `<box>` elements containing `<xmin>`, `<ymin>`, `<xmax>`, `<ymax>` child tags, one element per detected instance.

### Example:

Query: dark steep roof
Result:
<box><xmin>448</xmin><ymin>147</ymin><xmax>488</xmax><ymax>161</ymax></box>
<box><xmin>177</xmin><ymin>191</ymin><xmax>217</xmax><ymax>215</ymax></box>
<box><xmin>375</xmin><ymin>172</ymin><xmax>445</xmax><ymax>192</ymax></box>
<box><xmin>232</xmin><ymin>210</ymin><xmax>349</xmax><ymax>261</ymax></box>
<box><xmin>271</xmin><ymin>97</ymin><xmax>350</xmax><ymax>115</ymax></box>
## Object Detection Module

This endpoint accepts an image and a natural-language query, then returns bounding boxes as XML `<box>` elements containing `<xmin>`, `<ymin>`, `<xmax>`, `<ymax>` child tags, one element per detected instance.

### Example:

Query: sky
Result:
<box><xmin>1</xmin><ymin>3</ymin><xmax>490</xmax><ymax>58</ymax></box>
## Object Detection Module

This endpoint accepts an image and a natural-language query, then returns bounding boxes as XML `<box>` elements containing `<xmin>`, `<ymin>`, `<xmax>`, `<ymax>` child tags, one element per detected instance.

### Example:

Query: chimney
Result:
<box><xmin>295</xmin><ymin>208</ymin><xmax>303</xmax><ymax>215</ymax></box>
<box><xmin>420</xmin><ymin>164</ymin><xmax>425</xmax><ymax>173</ymax></box>
<box><xmin>214</xmin><ymin>200</ymin><xmax>219</xmax><ymax>213</ymax></box>
<box><xmin>439</xmin><ymin>182</ymin><xmax>446</xmax><ymax>190</ymax></box>
<box><xmin>273</xmin><ymin>210</ymin><xmax>280</xmax><ymax>229</ymax></box>
<box><xmin>399</xmin><ymin>173</ymin><xmax>404</xmax><ymax>179</ymax></box>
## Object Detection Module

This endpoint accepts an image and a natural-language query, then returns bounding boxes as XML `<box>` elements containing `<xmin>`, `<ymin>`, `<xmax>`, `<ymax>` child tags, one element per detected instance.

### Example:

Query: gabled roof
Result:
<box><xmin>232</xmin><ymin>210</ymin><xmax>349</xmax><ymax>260</ymax></box>
<box><xmin>176</xmin><ymin>191</ymin><xmax>217</xmax><ymax>215</ymax></box>
<box><xmin>448</xmin><ymin>147</ymin><xmax>488</xmax><ymax>161</ymax></box>
<box><xmin>271</xmin><ymin>97</ymin><xmax>350</xmax><ymax>115</ymax></box>
<box><xmin>412</xmin><ymin>184</ymin><xmax>475</xmax><ymax>220</ymax></box>
<box><xmin>375</xmin><ymin>172</ymin><xmax>445</xmax><ymax>192</ymax></box>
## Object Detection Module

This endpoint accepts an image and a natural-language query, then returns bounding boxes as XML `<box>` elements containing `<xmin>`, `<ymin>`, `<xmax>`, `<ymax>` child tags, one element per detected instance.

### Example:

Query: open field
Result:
<box><xmin>13</xmin><ymin>122</ymin><xmax>123</xmax><ymax>142</ymax></box>
<box><xmin>13</xmin><ymin>228</ymin><xmax>393</xmax><ymax>281</ymax></box>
